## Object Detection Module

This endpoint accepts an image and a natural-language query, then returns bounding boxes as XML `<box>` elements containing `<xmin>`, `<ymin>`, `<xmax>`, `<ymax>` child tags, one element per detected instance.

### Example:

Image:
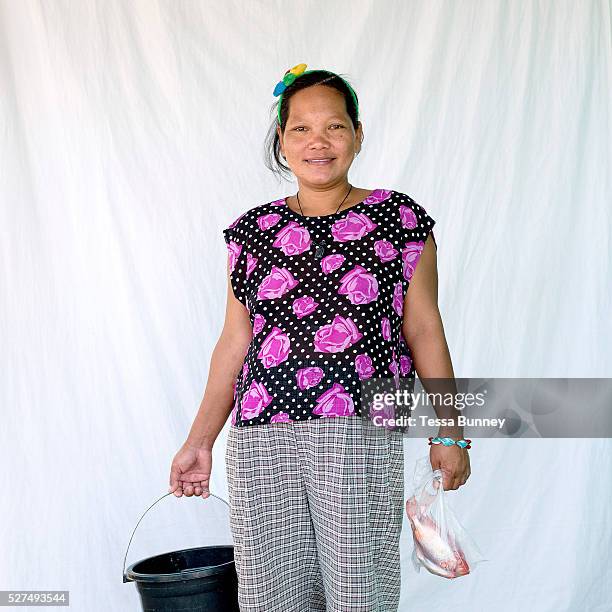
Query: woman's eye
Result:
<box><xmin>293</xmin><ymin>125</ymin><xmax>344</xmax><ymax>131</ymax></box>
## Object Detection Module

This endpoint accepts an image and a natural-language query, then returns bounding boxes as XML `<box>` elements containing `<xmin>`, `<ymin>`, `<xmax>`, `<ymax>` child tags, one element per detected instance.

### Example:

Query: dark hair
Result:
<box><xmin>264</xmin><ymin>70</ymin><xmax>360</xmax><ymax>181</ymax></box>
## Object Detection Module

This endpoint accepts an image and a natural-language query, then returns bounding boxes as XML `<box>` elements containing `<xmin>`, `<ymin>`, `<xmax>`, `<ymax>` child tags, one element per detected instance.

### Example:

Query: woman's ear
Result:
<box><xmin>355</xmin><ymin>123</ymin><xmax>364</xmax><ymax>155</ymax></box>
<box><xmin>277</xmin><ymin>126</ymin><xmax>285</xmax><ymax>159</ymax></box>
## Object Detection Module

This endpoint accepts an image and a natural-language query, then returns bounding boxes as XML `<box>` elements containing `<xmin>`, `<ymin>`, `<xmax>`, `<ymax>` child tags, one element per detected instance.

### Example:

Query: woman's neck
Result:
<box><xmin>287</xmin><ymin>185</ymin><xmax>371</xmax><ymax>216</ymax></box>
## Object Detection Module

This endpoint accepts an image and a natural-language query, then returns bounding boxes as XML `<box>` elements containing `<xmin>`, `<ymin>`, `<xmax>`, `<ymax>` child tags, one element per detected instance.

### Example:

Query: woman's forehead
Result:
<box><xmin>287</xmin><ymin>98</ymin><xmax>349</xmax><ymax>121</ymax></box>
<box><xmin>288</xmin><ymin>110</ymin><xmax>347</xmax><ymax>122</ymax></box>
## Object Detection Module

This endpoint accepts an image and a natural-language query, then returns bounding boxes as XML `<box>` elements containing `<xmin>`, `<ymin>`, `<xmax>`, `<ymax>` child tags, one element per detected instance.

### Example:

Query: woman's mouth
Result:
<box><xmin>305</xmin><ymin>158</ymin><xmax>335</xmax><ymax>165</ymax></box>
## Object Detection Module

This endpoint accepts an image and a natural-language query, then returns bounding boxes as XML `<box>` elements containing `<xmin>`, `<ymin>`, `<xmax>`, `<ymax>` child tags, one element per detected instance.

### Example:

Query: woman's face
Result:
<box><xmin>277</xmin><ymin>85</ymin><xmax>363</xmax><ymax>187</ymax></box>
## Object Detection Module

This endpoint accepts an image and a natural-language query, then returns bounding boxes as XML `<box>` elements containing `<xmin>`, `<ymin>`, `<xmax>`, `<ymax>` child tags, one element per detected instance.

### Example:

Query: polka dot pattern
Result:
<box><xmin>222</xmin><ymin>189</ymin><xmax>436</xmax><ymax>427</ymax></box>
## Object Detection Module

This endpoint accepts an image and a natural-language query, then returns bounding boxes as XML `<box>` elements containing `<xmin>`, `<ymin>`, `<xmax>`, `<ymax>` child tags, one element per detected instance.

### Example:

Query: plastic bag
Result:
<box><xmin>405</xmin><ymin>455</ymin><xmax>487</xmax><ymax>578</ymax></box>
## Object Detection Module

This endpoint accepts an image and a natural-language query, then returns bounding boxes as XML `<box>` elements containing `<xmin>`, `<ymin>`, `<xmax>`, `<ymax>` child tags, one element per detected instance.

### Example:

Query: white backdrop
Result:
<box><xmin>1</xmin><ymin>1</ymin><xmax>611</xmax><ymax>610</ymax></box>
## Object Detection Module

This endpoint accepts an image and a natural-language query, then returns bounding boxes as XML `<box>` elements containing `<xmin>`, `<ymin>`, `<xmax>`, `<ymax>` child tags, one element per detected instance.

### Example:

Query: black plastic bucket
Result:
<box><xmin>123</xmin><ymin>492</ymin><xmax>239</xmax><ymax>611</ymax></box>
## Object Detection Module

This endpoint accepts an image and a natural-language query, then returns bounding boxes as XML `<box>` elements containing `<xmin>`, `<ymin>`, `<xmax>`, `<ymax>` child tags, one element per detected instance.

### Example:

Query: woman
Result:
<box><xmin>169</xmin><ymin>65</ymin><xmax>470</xmax><ymax>611</ymax></box>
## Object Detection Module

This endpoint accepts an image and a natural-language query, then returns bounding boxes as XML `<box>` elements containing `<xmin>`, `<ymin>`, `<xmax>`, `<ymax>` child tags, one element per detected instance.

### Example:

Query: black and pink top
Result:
<box><xmin>222</xmin><ymin>189</ymin><xmax>436</xmax><ymax>428</ymax></box>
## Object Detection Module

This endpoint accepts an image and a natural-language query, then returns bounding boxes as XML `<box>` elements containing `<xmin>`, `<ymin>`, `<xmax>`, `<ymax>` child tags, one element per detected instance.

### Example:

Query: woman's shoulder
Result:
<box><xmin>386</xmin><ymin>189</ymin><xmax>436</xmax><ymax>224</ymax></box>
<box><xmin>222</xmin><ymin>197</ymin><xmax>289</xmax><ymax>248</ymax></box>
<box><xmin>223</xmin><ymin>197</ymin><xmax>287</xmax><ymax>232</ymax></box>
<box><xmin>386</xmin><ymin>188</ymin><xmax>427</xmax><ymax>210</ymax></box>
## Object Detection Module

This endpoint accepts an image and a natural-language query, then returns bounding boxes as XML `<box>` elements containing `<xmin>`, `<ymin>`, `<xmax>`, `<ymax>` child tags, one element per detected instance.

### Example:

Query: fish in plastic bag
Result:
<box><xmin>405</xmin><ymin>455</ymin><xmax>487</xmax><ymax>578</ymax></box>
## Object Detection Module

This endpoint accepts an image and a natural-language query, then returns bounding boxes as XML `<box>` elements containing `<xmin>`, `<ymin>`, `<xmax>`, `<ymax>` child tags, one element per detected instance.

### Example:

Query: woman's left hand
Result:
<box><xmin>429</xmin><ymin>443</ymin><xmax>471</xmax><ymax>491</ymax></box>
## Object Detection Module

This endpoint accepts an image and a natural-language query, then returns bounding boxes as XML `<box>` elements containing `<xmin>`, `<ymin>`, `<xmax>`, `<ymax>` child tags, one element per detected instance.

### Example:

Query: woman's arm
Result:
<box><xmin>402</xmin><ymin>234</ymin><xmax>454</xmax><ymax>369</ymax></box>
<box><xmin>185</xmin><ymin>259</ymin><xmax>253</xmax><ymax>450</ymax></box>
<box><xmin>402</xmin><ymin>234</ymin><xmax>470</xmax><ymax>490</ymax></box>
<box><xmin>402</xmin><ymin>234</ymin><xmax>456</xmax><ymax>394</ymax></box>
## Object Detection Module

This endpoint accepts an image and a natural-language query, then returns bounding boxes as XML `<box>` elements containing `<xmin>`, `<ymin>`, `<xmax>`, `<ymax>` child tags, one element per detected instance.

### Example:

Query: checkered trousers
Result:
<box><xmin>224</xmin><ymin>415</ymin><xmax>405</xmax><ymax>611</ymax></box>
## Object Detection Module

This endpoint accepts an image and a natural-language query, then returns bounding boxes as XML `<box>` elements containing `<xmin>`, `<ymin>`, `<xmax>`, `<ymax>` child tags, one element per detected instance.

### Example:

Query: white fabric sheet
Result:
<box><xmin>1</xmin><ymin>1</ymin><xmax>610</xmax><ymax>610</ymax></box>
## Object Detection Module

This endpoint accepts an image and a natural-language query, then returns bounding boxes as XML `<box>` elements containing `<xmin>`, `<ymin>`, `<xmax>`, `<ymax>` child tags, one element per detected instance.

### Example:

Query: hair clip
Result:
<box><xmin>273</xmin><ymin>63</ymin><xmax>308</xmax><ymax>97</ymax></box>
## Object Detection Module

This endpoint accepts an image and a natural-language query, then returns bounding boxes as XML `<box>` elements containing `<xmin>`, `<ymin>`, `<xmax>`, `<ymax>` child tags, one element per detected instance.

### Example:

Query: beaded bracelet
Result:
<box><xmin>428</xmin><ymin>436</ymin><xmax>472</xmax><ymax>449</ymax></box>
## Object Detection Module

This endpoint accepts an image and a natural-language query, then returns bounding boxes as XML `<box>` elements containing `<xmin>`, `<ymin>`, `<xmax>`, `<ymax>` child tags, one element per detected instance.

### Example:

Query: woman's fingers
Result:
<box><xmin>183</xmin><ymin>479</ymin><xmax>208</xmax><ymax>497</ymax></box>
<box><xmin>168</xmin><ymin>465</ymin><xmax>182</xmax><ymax>493</ymax></box>
<box><xmin>170</xmin><ymin>478</ymin><xmax>211</xmax><ymax>498</ymax></box>
<box><xmin>183</xmin><ymin>482</ymin><xmax>195</xmax><ymax>496</ymax></box>
<box><xmin>201</xmin><ymin>480</ymin><xmax>210</xmax><ymax>499</ymax></box>
<box><xmin>172</xmin><ymin>484</ymin><xmax>183</xmax><ymax>497</ymax></box>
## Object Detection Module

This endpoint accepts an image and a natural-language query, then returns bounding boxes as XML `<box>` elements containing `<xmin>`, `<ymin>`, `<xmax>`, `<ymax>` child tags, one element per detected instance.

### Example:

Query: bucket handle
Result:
<box><xmin>122</xmin><ymin>491</ymin><xmax>230</xmax><ymax>583</ymax></box>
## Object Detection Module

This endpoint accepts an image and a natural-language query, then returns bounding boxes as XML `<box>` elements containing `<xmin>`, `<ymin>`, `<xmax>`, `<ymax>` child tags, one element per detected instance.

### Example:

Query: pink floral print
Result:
<box><xmin>222</xmin><ymin>189</ymin><xmax>436</xmax><ymax>427</ymax></box>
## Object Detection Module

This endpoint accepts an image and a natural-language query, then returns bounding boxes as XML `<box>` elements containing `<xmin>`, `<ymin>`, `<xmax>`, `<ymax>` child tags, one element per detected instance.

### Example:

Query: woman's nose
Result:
<box><xmin>306</xmin><ymin>130</ymin><xmax>332</xmax><ymax>146</ymax></box>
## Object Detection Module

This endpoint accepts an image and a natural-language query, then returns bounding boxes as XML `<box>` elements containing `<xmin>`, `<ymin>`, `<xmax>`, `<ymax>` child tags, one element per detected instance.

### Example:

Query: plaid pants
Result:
<box><xmin>225</xmin><ymin>415</ymin><xmax>405</xmax><ymax>612</ymax></box>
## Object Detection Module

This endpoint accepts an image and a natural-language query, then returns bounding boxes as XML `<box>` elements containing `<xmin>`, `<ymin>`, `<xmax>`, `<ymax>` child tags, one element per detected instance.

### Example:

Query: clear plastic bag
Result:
<box><xmin>405</xmin><ymin>455</ymin><xmax>487</xmax><ymax>578</ymax></box>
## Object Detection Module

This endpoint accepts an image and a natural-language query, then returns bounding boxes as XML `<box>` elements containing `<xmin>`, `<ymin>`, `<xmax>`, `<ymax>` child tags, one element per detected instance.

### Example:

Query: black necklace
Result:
<box><xmin>295</xmin><ymin>184</ymin><xmax>353</xmax><ymax>259</ymax></box>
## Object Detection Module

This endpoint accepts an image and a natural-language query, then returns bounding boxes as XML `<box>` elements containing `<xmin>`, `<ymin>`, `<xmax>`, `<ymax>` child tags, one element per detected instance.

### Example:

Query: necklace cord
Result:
<box><xmin>293</xmin><ymin>185</ymin><xmax>353</xmax><ymax>259</ymax></box>
<box><xmin>295</xmin><ymin>184</ymin><xmax>353</xmax><ymax>217</ymax></box>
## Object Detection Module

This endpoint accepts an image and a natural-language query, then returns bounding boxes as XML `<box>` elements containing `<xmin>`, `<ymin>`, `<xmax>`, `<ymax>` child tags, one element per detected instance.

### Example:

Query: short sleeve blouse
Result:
<box><xmin>222</xmin><ymin>188</ymin><xmax>436</xmax><ymax>427</ymax></box>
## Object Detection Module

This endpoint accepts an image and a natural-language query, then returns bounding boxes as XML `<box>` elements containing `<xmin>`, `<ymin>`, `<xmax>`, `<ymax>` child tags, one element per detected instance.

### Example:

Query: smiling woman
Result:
<box><xmin>274</xmin><ymin>86</ymin><xmax>366</xmax><ymax>216</ymax></box>
<box><xmin>170</xmin><ymin>63</ymin><xmax>464</xmax><ymax>612</ymax></box>
<box><xmin>265</xmin><ymin>68</ymin><xmax>362</xmax><ymax>186</ymax></box>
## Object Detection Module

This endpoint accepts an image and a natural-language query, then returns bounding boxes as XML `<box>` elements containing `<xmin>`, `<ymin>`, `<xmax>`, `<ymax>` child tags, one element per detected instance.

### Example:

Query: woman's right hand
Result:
<box><xmin>168</xmin><ymin>441</ymin><xmax>212</xmax><ymax>499</ymax></box>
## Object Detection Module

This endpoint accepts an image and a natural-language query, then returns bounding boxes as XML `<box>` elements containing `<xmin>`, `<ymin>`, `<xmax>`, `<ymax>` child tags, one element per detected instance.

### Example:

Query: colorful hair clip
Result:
<box><xmin>273</xmin><ymin>63</ymin><xmax>308</xmax><ymax>97</ymax></box>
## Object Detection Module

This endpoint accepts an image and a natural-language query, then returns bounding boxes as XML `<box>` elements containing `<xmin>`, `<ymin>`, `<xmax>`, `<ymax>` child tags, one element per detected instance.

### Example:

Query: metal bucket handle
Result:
<box><xmin>122</xmin><ymin>491</ymin><xmax>230</xmax><ymax>583</ymax></box>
